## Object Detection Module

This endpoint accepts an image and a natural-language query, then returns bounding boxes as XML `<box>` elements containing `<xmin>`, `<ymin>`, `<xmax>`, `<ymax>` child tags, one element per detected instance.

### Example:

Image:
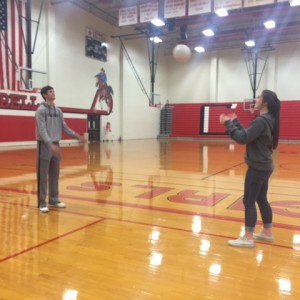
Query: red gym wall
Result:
<box><xmin>1</xmin><ymin>100</ymin><xmax>299</xmax><ymax>143</ymax></box>
<box><xmin>170</xmin><ymin>101</ymin><xmax>300</xmax><ymax>140</ymax></box>
<box><xmin>0</xmin><ymin>115</ymin><xmax>86</xmax><ymax>142</ymax></box>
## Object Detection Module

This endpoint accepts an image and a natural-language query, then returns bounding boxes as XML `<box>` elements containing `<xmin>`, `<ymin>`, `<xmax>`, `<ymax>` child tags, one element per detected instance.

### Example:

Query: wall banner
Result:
<box><xmin>244</xmin><ymin>0</ymin><xmax>275</xmax><ymax>8</ymax></box>
<box><xmin>119</xmin><ymin>6</ymin><xmax>138</xmax><ymax>26</ymax></box>
<box><xmin>188</xmin><ymin>0</ymin><xmax>212</xmax><ymax>16</ymax></box>
<box><xmin>164</xmin><ymin>0</ymin><xmax>186</xmax><ymax>18</ymax></box>
<box><xmin>140</xmin><ymin>2</ymin><xmax>159</xmax><ymax>23</ymax></box>
<box><xmin>214</xmin><ymin>0</ymin><xmax>242</xmax><ymax>10</ymax></box>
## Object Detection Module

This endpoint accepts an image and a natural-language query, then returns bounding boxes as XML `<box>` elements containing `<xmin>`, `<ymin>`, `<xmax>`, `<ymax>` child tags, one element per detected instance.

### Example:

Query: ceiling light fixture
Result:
<box><xmin>150</xmin><ymin>36</ymin><xmax>162</xmax><ymax>43</ymax></box>
<box><xmin>194</xmin><ymin>46</ymin><xmax>205</xmax><ymax>53</ymax></box>
<box><xmin>151</xmin><ymin>18</ymin><xmax>165</xmax><ymax>27</ymax></box>
<box><xmin>202</xmin><ymin>29</ymin><xmax>214</xmax><ymax>37</ymax></box>
<box><xmin>289</xmin><ymin>0</ymin><xmax>300</xmax><ymax>6</ymax></box>
<box><xmin>245</xmin><ymin>40</ymin><xmax>255</xmax><ymax>47</ymax></box>
<box><xmin>215</xmin><ymin>8</ymin><xmax>228</xmax><ymax>17</ymax></box>
<box><xmin>264</xmin><ymin>20</ymin><xmax>276</xmax><ymax>29</ymax></box>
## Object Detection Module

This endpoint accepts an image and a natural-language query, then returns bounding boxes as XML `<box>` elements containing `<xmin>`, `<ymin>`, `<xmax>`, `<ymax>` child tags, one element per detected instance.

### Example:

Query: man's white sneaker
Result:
<box><xmin>228</xmin><ymin>236</ymin><xmax>254</xmax><ymax>248</ymax></box>
<box><xmin>49</xmin><ymin>201</ymin><xmax>66</xmax><ymax>208</ymax></box>
<box><xmin>253</xmin><ymin>232</ymin><xmax>274</xmax><ymax>242</ymax></box>
<box><xmin>39</xmin><ymin>206</ymin><xmax>49</xmax><ymax>213</ymax></box>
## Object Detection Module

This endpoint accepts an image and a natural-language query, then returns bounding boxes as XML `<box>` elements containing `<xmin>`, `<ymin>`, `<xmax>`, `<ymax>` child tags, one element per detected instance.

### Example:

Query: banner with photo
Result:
<box><xmin>85</xmin><ymin>28</ymin><xmax>107</xmax><ymax>62</ymax></box>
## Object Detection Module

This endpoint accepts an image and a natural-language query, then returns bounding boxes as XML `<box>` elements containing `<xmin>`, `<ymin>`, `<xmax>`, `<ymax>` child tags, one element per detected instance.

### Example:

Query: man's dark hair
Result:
<box><xmin>40</xmin><ymin>85</ymin><xmax>54</xmax><ymax>100</ymax></box>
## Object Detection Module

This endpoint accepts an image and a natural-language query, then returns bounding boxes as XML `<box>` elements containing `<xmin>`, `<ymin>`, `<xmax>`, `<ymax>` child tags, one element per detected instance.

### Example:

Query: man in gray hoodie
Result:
<box><xmin>36</xmin><ymin>85</ymin><xmax>84</xmax><ymax>213</ymax></box>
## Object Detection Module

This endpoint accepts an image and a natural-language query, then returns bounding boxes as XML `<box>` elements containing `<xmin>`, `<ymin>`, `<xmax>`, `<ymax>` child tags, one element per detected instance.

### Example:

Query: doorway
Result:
<box><xmin>87</xmin><ymin>114</ymin><xmax>100</xmax><ymax>142</ymax></box>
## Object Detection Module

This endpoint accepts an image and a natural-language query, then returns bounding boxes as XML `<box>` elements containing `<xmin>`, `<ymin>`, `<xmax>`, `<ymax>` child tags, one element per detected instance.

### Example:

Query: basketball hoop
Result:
<box><xmin>149</xmin><ymin>102</ymin><xmax>161</xmax><ymax>108</ymax></box>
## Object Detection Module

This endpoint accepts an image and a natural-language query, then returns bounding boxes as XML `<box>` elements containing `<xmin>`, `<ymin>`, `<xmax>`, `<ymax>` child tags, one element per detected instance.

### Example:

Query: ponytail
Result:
<box><xmin>262</xmin><ymin>90</ymin><xmax>280</xmax><ymax>149</ymax></box>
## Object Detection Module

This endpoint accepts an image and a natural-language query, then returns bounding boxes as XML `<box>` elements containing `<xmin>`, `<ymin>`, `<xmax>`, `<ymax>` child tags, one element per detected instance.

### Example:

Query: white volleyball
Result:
<box><xmin>172</xmin><ymin>44</ymin><xmax>192</xmax><ymax>63</ymax></box>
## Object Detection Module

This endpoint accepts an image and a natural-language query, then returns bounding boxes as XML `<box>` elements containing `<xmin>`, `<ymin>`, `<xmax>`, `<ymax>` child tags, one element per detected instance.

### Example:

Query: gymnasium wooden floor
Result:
<box><xmin>0</xmin><ymin>139</ymin><xmax>300</xmax><ymax>300</ymax></box>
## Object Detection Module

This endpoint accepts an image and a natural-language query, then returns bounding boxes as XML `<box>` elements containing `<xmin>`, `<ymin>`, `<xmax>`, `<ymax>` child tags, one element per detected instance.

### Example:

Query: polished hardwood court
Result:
<box><xmin>0</xmin><ymin>139</ymin><xmax>300</xmax><ymax>299</ymax></box>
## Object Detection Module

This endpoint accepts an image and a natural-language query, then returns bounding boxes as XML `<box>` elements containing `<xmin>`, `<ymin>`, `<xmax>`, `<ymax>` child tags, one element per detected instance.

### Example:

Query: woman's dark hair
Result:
<box><xmin>262</xmin><ymin>89</ymin><xmax>280</xmax><ymax>149</ymax></box>
<box><xmin>40</xmin><ymin>85</ymin><xmax>54</xmax><ymax>100</ymax></box>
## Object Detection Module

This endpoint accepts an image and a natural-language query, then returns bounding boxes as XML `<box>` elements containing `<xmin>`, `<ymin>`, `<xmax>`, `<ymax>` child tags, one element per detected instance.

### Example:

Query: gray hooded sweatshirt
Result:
<box><xmin>224</xmin><ymin>113</ymin><xmax>275</xmax><ymax>171</ymax></box>
<box><xmin>35</xmin><ymin>101</ymin><xmax>80</xmax><ymax>146</ymax></box>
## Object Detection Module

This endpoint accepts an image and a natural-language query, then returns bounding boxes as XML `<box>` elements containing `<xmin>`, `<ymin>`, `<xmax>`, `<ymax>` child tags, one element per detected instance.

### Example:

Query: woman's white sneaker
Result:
<box><xmin>253</xmin><ymin>232</ymin><xmax>274</xmax><ymax>242</ymax></box>
<box><xmin>228</xmin><ymin>236</ymin><xmax>254</xmax><ymax>248</ymax></box>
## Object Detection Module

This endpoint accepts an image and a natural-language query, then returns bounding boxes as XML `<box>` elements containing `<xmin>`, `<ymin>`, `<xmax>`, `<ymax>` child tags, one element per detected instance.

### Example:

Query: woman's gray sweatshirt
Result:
<box><xmin>224</xmin><ymin>113</ymin><xmax>275</xmax><ymax>171</ymax></box>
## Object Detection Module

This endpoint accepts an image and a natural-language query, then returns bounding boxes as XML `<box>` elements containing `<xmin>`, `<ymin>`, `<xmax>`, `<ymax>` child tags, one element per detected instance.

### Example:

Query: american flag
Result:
<box><xmin>0</xmin><ymin>0</ymin><xmax>26</xmax><ymax>91</ymax></box>
<box><xmin>0</xmin><ymin>0</ymin><xmax>7</xmax><ymax>31</ymax></box>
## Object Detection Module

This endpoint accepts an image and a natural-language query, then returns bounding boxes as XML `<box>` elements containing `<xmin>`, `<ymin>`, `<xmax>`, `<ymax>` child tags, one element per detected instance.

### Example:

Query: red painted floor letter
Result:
<box><xmin>168</xmin><ymin>190</ymin><xmax>229</xmax><ymax>206</ymax></box>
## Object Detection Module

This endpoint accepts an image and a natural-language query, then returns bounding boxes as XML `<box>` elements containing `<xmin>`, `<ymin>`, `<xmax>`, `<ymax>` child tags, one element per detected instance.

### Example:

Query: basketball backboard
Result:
<box><xmin>150</xmin><ymin>93</ymin><xmax>161</xmax><ymax>108</ymax></box>
<box><xmin>243</xmin><ymin>98</ymin><xmax>254</xmax><ymax>111</ymax></box>
<box><xmin>18</xmin><ymin>67</ymin><xmax>47</xmax><ymax>93</ymax></box>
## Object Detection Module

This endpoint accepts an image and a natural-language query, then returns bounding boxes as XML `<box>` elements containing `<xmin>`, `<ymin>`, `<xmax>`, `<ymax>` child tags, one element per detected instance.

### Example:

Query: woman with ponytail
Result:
<box><xmin>220</xmin><ymin>90</ymin><xmax>280</xmax><ymax>247</ymax></box>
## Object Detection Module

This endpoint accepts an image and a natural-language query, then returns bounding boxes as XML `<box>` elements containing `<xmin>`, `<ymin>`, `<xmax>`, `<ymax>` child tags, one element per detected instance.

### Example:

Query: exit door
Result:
<box><xmin>87</xmin><ymin>114</ymin><xmax>100</xmax><ymax>142</ymax></box>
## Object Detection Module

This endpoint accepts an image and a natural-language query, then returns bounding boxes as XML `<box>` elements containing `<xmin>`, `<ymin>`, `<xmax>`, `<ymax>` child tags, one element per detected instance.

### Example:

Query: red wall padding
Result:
<box><xmin>1</xmin><ymin>100</ymin><xmax>299</xmax><ymax>142</ymax></box>
<box><xmin>0</xmin><ymin>115</ymin><xmax>87</xmax><ymax>142</ymax></box>
<box><xmin>280</xmin><ymin>101</ymin><xmax>300</xmax><ymax>139</ymax></box>
<box><xmin>61</xmin><ymin>118</ymin><xmax>87</xmax><ymax>139</ymax></box>
<box><xmin>0</xmin><ymin>115</ymin><xmax>36</xmax><ymax>141</ymax></box>
<box><xmin>171</xmin><ymin>104</ymin><xmax>201</xmax><ymax>137</ymax></box>
<box><xmin>170</xmin><ymin>101</ymin><xmax>300</xmax><ymax>140</ymax></box>
<box><xmin>205</xmin><ymin>106</ymin><xmax>229</xmax><ymax>134</ymax></box>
